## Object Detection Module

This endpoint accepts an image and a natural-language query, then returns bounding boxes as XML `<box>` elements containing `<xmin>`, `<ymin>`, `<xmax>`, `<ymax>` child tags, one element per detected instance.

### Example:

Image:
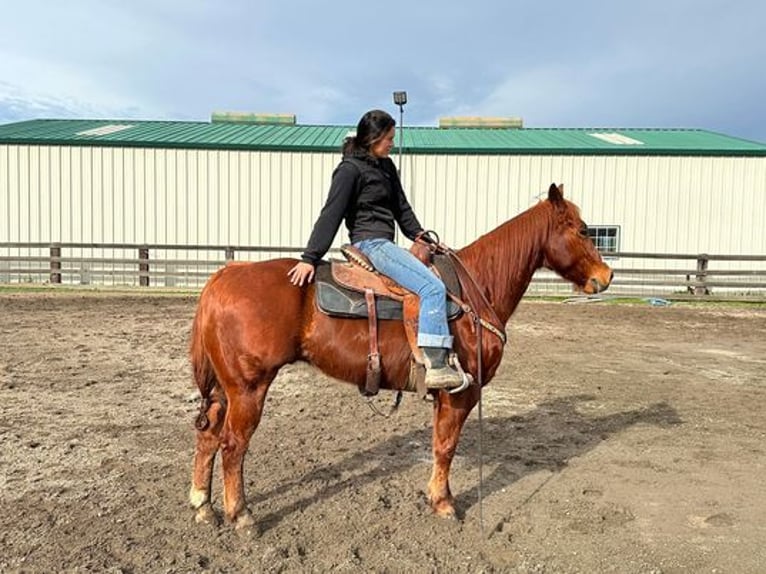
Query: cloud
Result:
<box><xmin>0</xmin><ymin>81</ymin><xmax>147</xmax><ymax>123</ymax></box>
<box><xmin>0</xmin><ymin>0</ymin><xmax>765</xmax><ymax>142</ymax></box>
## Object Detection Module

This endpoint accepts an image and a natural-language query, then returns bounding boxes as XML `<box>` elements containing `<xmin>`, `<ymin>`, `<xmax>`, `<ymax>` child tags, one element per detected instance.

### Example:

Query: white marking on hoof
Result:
<box><xmin>189</xmin><ymin>487</ymin><xmax>208</xmax><ymax>509</ymax></box>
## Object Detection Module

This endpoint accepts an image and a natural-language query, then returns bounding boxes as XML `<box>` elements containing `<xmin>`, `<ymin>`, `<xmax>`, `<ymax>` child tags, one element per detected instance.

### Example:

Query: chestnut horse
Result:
<box><xmin>188</xmin><ymin>183</ymin><xmax>612</xmax><ymax>529</ymax></box>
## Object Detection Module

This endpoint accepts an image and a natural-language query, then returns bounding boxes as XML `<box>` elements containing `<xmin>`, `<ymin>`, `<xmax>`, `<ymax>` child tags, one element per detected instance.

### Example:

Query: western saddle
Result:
<box><xmin>314</xmin><ymin>239</ymin><xmax>471</xmax><ymax>398</ymax></box>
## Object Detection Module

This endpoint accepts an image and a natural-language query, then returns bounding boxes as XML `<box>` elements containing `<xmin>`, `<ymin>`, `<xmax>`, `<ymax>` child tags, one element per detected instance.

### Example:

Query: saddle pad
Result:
<box><xmin>314</xmin><ymin>261</ymin><xmax>462</xmax><ymax>321</ymax></box>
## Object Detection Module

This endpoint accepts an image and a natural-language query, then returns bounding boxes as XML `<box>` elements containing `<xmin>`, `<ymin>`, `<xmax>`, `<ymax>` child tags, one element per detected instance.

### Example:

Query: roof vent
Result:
<box><xmin>211</xmin><ymin>112</ymin><xmax>296</xmax><ymax>125</ymax></box>
<box><xmin>589</xmin><ymin>133</ymin><xmax>644</xmax><ymax>145</ymax></box>
<box><xmin>439</xmin><ymin>116</ymin><xmax>523</xmax><ymax>129</ymax></box>
<box><xmin>76</xmin><ymin>124</ymin><xmax>134</xmax><ymax>136</ymax></box>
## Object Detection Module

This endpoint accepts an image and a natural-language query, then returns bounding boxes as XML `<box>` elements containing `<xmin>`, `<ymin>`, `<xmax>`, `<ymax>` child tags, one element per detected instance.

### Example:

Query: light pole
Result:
<box><xmin>392</xmin><ymin>91</ymin><xmax>407</xmax><ymax>177</ymax></box>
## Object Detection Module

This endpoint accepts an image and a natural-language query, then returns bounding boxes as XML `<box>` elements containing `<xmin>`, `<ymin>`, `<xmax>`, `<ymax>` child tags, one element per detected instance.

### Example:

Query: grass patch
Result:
<box><xmin>0</xmin><ymin>283</ymin><xmax>199</xmax><ymax>297</ymax></box>
<box><xmin>522</xmin><ymin>293</ymin><xmax>766</xmax><ymax>309</ymax></box>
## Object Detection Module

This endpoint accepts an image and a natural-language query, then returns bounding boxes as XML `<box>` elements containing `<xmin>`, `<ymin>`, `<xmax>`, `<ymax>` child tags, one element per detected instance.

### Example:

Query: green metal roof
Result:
<box><xmin>0</xmin><ymin>118</ymin><xmax>764</xmax><ymax>156</ymax></box>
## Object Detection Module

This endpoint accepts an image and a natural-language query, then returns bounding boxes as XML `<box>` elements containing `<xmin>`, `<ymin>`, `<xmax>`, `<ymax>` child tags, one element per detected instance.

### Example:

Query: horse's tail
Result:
<box><xmin>190</xmin><ymin>300</ymin><xmax>216</xmax><ymax>431</ymax></box>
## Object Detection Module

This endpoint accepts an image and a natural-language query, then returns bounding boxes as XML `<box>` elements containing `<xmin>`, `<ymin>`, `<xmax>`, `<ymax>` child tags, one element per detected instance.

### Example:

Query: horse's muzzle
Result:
<box><xmin>589</xmin><ymin>270</ymin><xmax>614</xmax><ymax>294</ymax></box>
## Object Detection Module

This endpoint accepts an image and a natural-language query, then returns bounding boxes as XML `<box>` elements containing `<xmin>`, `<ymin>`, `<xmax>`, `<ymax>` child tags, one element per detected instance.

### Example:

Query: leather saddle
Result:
<box><xmin>315</xmin><ymin>246</ymin><xmax>462</xmax><ymax>321</ymax></box>
<box><xmin>314</xmin><ymin>242</ymin><xmax>464</xmax><ymax>398</ymax></box>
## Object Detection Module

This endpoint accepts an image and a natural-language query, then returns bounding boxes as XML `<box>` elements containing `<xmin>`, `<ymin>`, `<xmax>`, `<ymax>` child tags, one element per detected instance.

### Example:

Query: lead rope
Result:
<box><xmin>475</xmin><ymin>313</ymin><xmax>485</xmax><ymax>535</ymax></box>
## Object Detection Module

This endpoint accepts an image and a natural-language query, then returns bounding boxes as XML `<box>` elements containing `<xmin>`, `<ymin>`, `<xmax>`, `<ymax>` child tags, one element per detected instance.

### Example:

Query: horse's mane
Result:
<box><xmin>457</xmin><ymin>199</ymin><xmax>554</xmax><ymax>322</ymax></box>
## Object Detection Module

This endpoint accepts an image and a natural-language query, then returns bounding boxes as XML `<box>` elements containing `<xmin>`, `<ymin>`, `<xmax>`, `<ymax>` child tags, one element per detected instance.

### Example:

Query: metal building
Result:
<box><xmin>0</xmin><ymin>117</ymin><xmax>764</xmax><ymax>288</ymax></box>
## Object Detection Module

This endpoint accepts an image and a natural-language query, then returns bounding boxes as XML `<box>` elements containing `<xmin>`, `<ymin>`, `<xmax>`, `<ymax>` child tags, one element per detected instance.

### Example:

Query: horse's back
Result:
<box><xmin>204</xmin><ymin>258</ymin><xmax>300</xmax><ymax>299</ymax></box>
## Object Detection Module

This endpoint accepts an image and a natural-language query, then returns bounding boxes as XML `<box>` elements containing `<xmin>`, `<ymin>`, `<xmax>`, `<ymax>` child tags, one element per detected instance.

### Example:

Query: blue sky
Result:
<box><xmin>1</xmin><ymin>0</ymin><xmax>764</xmax><ymax>142</ymax></box>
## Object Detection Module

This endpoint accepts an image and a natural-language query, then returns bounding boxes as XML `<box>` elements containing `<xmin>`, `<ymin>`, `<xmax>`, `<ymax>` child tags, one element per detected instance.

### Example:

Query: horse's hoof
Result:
<box><xmin>194</xmin><ymin>503</ymin><xmax>220</xmax><ymax>526</ymax></box>
<box><xmin>434</xmin><ymin>506</ymin><xmax>457</xmax><ymax>519</ymax></box>
<box><xmin>234</xmin><ymin>510</ymin><xmax>259</xmax><ymax>535</ymax></box>
<box><xmin>430</xmin><ymin>498</ymin><xmax>457</xmax><ymax>519</ymax></box>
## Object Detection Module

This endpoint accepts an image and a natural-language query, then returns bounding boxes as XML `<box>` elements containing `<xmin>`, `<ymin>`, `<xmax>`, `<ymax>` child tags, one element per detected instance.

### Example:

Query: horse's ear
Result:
<box><xmin>548</xmin><ymin>183</ymin><xmax>564</xmax><ymax>203</ymax></box>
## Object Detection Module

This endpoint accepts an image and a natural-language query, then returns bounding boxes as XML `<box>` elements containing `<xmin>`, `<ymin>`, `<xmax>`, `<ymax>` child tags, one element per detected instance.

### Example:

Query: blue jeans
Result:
<box><xmin>354</xmin><ymin>238</ymin><xmax>453</xmax><ymax>348</ymax></box>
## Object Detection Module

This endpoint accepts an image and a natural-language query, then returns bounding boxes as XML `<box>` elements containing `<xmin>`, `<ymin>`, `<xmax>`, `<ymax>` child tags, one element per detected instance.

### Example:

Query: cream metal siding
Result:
<box><xmin>403</xmin><ymin>153</ymin><xmax>766</xmax><ymax>256</ymax></box>
<box><xmin>1</xmin><ymin>143</ymin><xmax>765</xmax><ymax>284</ymax></box>
<box><xmin>0</xmin><ymin>145</ymin><xmax>338</xmax><ymax>254</ymax></box>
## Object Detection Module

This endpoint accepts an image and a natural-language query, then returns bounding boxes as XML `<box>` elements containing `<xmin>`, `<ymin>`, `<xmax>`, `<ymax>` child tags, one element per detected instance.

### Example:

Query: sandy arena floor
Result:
<box><xmin>0</xmin><ymin>292</ymin><xmax>764</xmax><ymax>573</ymax></box>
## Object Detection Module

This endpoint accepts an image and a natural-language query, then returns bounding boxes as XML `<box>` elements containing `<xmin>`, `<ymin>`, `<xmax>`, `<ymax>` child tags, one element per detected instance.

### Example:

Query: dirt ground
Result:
<box><xmin>0</xmin><ymin>291</ymin><xmax>764</xmax><ymax>573</ymax></box>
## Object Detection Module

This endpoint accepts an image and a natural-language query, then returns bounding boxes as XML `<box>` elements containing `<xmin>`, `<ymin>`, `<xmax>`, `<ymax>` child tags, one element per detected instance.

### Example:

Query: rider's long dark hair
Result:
<box><xmin>342</xmin><ymin>109</ymin><xmax>395</xmax><ymax>156</ymax></box>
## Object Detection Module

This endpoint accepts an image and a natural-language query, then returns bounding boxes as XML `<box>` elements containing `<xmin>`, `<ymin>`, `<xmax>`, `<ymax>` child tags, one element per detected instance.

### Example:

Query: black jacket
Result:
<box><xmin>300</xmin><ymin>154</ymin><xmax>424</xmax><ymax>264</ymax></box>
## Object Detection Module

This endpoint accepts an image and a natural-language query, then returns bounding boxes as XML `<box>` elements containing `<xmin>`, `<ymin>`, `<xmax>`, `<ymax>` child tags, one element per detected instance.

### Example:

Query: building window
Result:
<box><xmin>588</xmin><ymin>225</ymin><xmax>620</xmax><ymax>253</ymax></box>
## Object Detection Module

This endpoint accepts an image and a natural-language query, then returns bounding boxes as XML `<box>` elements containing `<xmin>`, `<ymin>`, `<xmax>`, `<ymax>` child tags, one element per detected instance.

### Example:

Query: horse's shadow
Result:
<box><xmin>253</xmin><ymin>394</ymin><xmax>681</xmax><ymax>532</ymax></box>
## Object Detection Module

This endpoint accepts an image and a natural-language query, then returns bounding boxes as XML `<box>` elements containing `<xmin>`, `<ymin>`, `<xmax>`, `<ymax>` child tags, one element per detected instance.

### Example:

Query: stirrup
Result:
<box><xmin>424</xmin><ymin>366</ymin><xmax>465</xmax><ymax>390</ymax></box>
<box><xmin>447</xmin><ymin>353</ymin><xmax>473</xmax><ymax>394</ymax></box>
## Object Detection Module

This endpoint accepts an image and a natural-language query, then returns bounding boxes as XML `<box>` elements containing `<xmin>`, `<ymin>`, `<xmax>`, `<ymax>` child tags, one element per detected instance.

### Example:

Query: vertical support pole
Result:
<box><xmin>695</xmin><ymin>254</ymin><xmax>709</xmax><ymax>296</ymax></box>
<box><xmin>392</xmin><ymin>91</ymin><xmax>407</xmax><ymax>245</ymax></box>
<box><xmin>139</xmin><ymin>246</ymin><xmax>150</xmax><ymax>287</ymax></box>
<box><xmin>225</xmin><ymin>246</ymin><xmax>235</xmax><ymax>263</ymax></box>
<box><xmin>50</xmin><ymin>244</ymin><xmax>62</xmax><ymax>284</ymax></box>
<box><xmin>397</xmin><ymin>105</ymin><xmax>404</xmax><ymax>180</ymax></box>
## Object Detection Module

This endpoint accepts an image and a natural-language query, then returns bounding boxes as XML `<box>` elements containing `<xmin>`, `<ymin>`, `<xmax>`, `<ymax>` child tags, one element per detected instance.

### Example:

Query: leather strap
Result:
<box><xmin>446</xmin><ymin>249</ymin><xmax>506</xmax><ymax>344</ymax></box>
<box><xmin>414</xmin><ymin>236</ymin><xmax>505</xmax><ymax>345</ymax></box>
<box><xmin>364</xmin><ymin>288</ymin><xmax>381</xmax><ymax>396</ymax></box>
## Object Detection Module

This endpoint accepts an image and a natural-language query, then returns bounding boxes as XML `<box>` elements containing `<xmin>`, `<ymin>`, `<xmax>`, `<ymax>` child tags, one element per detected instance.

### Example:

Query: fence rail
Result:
<box><xmin>1</xmin><ymin>242</ymin><xmax>764</xmax><ymax>300</ymax></box>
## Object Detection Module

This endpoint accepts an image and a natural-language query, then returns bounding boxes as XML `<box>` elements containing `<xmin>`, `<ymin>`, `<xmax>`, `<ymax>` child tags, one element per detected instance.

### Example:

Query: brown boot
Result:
<box><xmin>421</xmin><ymin>347</ymin><xmax>465</xmax><ymax>389</ymax></box>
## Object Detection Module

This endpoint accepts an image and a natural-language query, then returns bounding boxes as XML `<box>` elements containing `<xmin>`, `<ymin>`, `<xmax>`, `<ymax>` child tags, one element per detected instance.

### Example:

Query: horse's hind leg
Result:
<box><xmin>189</xmin><ymin>386</ymin><xmax>226</xmax><ymax>524</ymax></box>
<box><xmin>220</xmin><ymin>376</ymin><xmax>274</xmax><ymax>531</ymax></box>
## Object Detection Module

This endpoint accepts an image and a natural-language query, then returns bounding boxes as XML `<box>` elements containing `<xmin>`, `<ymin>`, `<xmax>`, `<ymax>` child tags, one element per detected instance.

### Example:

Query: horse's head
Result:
<box><xmin>542</xmin><ymin>183</ymin><xmax>613</xmax><ymax>294</ymax></box>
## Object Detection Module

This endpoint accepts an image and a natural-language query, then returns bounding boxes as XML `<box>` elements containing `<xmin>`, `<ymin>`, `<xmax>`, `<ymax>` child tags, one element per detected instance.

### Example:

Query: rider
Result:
<box><xmin>287</xmin><ymin>109</ymin><xmax>464</xmax><ymax>390</ymax></box>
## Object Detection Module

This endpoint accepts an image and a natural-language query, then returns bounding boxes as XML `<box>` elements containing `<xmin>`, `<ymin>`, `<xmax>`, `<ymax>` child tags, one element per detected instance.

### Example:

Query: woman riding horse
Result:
<box><xmin>287</xmin><ymin>109</ymin><xmax>465</xmax><ymax>390</ymax></box>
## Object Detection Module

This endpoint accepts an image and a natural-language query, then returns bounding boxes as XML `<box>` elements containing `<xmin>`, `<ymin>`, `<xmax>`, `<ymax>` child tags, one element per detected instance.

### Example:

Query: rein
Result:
<box><xmin>475</xmin><ymin>312</ymin><xmax>485</xmax><ymax>534</ymax></box>
<box><xmin>447</xmin><ymin>249</ymin><xmax>496</xmax><ymax>535</ymax></box>
<box><xmin>417</xmin><ymin>233</ymin><xmax>508</xmax><ymax>535</ymax></box>
<box><xmin>418</xmin><ymin>235</ymin><xmax>507</xmax><ymax>347</ymax></box>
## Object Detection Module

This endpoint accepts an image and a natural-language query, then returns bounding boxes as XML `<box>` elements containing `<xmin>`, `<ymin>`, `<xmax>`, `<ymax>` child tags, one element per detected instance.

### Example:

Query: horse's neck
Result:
<box><xmin>457</xmin><ymin>203</ymin><xmax>550</xmax><ymax>324</ymax></box>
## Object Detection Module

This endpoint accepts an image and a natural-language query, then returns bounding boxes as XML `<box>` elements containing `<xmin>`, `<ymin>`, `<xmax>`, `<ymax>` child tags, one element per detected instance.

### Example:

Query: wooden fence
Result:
<box><xmin>1</xmin><ymin>242</ymin><xmax>765</xmax><ymax>301</ymax></box>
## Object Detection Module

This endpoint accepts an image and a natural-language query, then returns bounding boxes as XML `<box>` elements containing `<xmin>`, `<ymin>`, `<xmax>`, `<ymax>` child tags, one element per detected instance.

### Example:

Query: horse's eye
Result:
<box><xmin>578</xmin><ymin>225</ymin><xmax>589</xmax><ymax>238</ymax></box>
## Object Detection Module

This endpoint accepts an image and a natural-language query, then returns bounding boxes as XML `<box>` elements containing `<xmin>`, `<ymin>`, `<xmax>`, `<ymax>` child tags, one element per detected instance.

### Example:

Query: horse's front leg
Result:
<box><xmin>220</xmin><ymin>379</ymin><xmax>273</xmax><ymax>531</ymax></box>
<box><xmin>428</xmin><ymin>385</ymin><xmax>480</xmax><ymax>518</ymax></box>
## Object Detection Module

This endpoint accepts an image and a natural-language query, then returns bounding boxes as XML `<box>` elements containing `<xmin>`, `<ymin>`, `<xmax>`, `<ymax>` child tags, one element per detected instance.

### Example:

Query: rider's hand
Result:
<box><xmin>287</xmin><ymin>261</ymin><xmax>315</xmax><ymax>286</ymax></box>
